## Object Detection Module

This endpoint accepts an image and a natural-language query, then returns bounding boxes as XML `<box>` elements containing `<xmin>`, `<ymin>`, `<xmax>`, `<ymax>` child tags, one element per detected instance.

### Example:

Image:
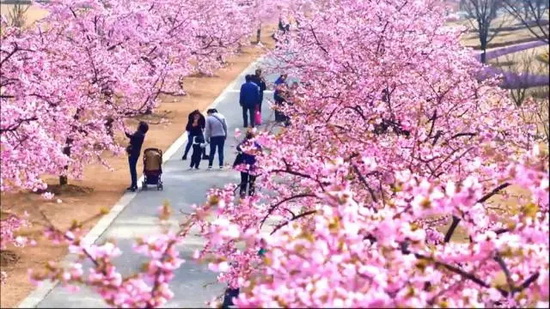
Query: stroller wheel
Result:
<box><xmin>142</xmin><ymin>181</ymin><xmax>147</xmax><ymax>190</ymax></box>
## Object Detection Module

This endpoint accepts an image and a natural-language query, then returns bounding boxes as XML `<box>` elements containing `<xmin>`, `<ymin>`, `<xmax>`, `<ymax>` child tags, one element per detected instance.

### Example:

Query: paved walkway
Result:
<box><xmin>20</xmin><ymin>58</ymin><xmax>280</xmax><ymax>308</ymax></box>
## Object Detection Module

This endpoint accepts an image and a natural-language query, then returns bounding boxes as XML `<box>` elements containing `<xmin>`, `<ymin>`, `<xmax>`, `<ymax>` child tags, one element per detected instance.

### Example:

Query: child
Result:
<box><xmin>190</xmin><ymin>135</ymin><xmax>207</xmax><ymax>169</ymax></box>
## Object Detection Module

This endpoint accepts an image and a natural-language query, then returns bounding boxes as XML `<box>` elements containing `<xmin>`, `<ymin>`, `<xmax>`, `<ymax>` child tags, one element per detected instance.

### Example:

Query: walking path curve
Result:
<box><xmin>18</xmin><ymin>57</ymin><xmax>279</xmax><ymax>308</ymax></box>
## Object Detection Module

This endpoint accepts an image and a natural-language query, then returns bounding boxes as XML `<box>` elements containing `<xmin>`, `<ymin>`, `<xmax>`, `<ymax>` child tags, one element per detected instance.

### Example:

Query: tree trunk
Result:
<box><xmin>256</xmin><ymin>28</ymin><xmax>262</xmax><ymax>44</ymax></box>
<box><xmin>480</xmin><ymin>49</ymin><xmax>487</xmax><ymax>63</ymax></box>
<box><xmin>59</xmin><ymin>175</ymin><xmax>68</xmax><ymax>186</ymax></box>
<box><xmin>480</xmin><ymin>35</ymin><xmax>488</xmax><ymax>63</ymax></box>
<box><xmin>59</xmin><ymin>138</ymin><xmax>73</xmax><ymax>186</ymax></box>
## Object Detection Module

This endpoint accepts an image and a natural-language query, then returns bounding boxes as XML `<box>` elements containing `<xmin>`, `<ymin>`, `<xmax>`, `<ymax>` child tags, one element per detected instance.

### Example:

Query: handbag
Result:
<box><xmin>254</xmin><ymin>106</ymin><xmax>262</xmax><ymax>125</ymax></box>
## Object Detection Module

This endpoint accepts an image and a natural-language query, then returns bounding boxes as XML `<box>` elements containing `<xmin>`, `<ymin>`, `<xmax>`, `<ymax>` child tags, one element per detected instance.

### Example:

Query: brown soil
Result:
<box><xmin>0</xmin><ymin>24</ymin><xmax>276</xmax><ymax>308</ymax></box>
<box><xmin>0</xmin><ymin>4</ymin><xmax>49</xmax><ymax>27</ymax></box>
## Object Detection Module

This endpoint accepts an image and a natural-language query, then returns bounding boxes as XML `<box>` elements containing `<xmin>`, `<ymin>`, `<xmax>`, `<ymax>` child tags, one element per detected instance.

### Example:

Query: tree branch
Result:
<box><xmin>260</xmin><ymin>193</ymin><xmax>317</xmax><ymax>228</ymax></box>
<box><xmin>444</xmin><ymin>182</ymin><xmax>511</xmax><ymax>242</ymax></box>
<box><xmin>270</xmin><ymin>210</ymin><xmax>317</xmax><ymax>235</ymax></box>
<box><xmin>350</xmin><ymin>163</ymin><xmax>378</xmax><ymax>203</ymax></box>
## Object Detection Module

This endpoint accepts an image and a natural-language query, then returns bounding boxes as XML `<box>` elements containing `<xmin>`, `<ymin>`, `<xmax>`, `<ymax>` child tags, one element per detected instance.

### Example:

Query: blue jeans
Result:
<box><xmin>209</xmin><ymin>136</ymin><xmax>225</xmax><ymax>167</ymax></box>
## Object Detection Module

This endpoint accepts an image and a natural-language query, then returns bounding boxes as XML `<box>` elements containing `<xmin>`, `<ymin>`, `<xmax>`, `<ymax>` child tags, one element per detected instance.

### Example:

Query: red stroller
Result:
<box><xmin>142</xmin><ymin>148</ymin><xmax>164</xmax><ymax>190</ymax></box>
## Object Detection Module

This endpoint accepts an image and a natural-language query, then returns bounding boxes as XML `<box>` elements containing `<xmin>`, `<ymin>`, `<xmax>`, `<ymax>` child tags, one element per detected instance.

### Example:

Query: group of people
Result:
<box><xmin>124</xmin><ymin>71</ymin><xmax>290</xmax><ymax>307</ymax></box>
<box><xmin>182</xmin><ymin>108</ymin><xmax>228</xmax><ymax>170</ymax></box>
<box><xmin>181</xmin><ymin>107</ymin><xmax>260</xmax><ymax>198</ymax></box>
<box><xmin>125</xmin><ymin>69</ymin><xmax>299</xmax><ymax>196</ymax></box>
<box><xmin>239</xmin><ymin>69</ymin><xmax>267</xmax><ymax>128</ymax></box>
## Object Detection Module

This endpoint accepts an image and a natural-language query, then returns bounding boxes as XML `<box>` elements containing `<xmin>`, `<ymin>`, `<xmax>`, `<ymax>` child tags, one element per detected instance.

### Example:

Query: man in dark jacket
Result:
<box><xmin>125</xmin><ymin>121</ymin><xmax>149</xmax><ymax>192</ymax></box>
<box><xmin>249</xmin><ymin>69</ymin><xmax>267</xmax><ymax>110</ymax></box>
<box><xmin>239</xmin><ymin>75</ymin><xmax>260</xmax><ymax>128</ymax></box>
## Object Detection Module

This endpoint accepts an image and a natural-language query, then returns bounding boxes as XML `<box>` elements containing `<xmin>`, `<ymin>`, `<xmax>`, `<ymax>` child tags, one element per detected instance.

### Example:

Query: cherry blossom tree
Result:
<box><xmin>1</xmin><ymin>19</ymin><xmax>70</xmax><ymax>191</ymax></box>
<box><xmin>191</xmin><ymin>0</ymin><xmax>548</xmax><ymax>307</ymax></box>
<box><xmin>20</xmin><ymin>0</ymin><xmax>549</xmax><ymax>307</ymax></box>
<box><xmin>1</xmin><ymin>0</ymin><xmax>266</xmax><ymax>189</ymax></box>
<box><xmin>1</xmin><ymin>0</ymin><xmax>278</xmax><ymax>286</ymax></box>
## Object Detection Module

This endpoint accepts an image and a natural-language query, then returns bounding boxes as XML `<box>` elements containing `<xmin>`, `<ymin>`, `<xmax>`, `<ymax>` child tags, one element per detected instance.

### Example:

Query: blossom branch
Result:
<box><xmin>270</xmin><ymin>210</ymin><xmax>317</xmax><ymax>235</ymax></box>
<box><xmin>444</xmin><ymin>182</ymin><xmax>511</xmax><ymax>242</ymax></box>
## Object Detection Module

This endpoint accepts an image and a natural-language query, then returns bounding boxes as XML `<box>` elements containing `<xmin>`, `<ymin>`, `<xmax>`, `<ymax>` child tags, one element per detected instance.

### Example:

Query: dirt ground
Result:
<box><xmin>452</xmin><ymin>14</ymin><xmax>546</xmax><ymax>49</ymax></box>
<box><xmin>0</xmin><ymin>20</ymin><xmax>276</xmax><ymax>307</ymax></box>
<box><xmin>0</xmin><ymin>4</ymin><xmax>49</xmax><ymax>26</ymax></box>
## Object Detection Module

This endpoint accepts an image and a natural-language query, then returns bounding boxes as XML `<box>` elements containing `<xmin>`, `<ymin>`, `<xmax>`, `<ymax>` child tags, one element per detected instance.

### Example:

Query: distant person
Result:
<box><xmin>239</xmin><ymin>75</ymin><xmax>260</xmax><ymax>128</ymax></box>
<box><xmin>182</xmin><ymin>110</ymin><xmax>206</xmax><ymax>160</ymax></box>
<box><xmin>288</xmin><ymin>81</ymin><xmax>299</xmax><ymax>101</ymax></box>
<box><xmin>278</xmin><ymin>17</ymin><xmax>285</xmax><ymax>32</ymax></box>
<box><xmin>205</xmin><ymin>108</ymin><xmax>228</xmax><ymax>169</ymax></box>
<box><xmin>283</xmin><ymin>82</ymin><xmax>299</xmax><ymax>127</ymax></box>
<box><xmin>273</xmin><ymin>74</ymin><xmax>288</xmax><ymax>123</ymax></box>
<box><xmin>125</xmin><ymin>121</ymin><xmax>149</xmax><ymax>192</ymax></box>
<box><xmin>221</xmin><ymin>287</ymin><xmax>240</xmax><ymax>309</ymax></box>
<box><xmin>250</xmin><ymin>68</ymin><xmax>267</xmax><ymax>110</ymax></box>
<box><xmin>278</xmin><ymin>17</ymin><xmax>290</xmax><ymax>34</ymax></box>
<box><xmin>189</xmin><ymin>135</ymin><xmax>207</xmax><ymax>170</ymax></box>
<box><xmin>234</xmin><ymin>131</ymin><xmax>261</xmax><ymax>198</ymax></box>
<box><xmin>221</xmin><ymin>239</ymin><xmax>266</xmax><ymax>308</ymax></box>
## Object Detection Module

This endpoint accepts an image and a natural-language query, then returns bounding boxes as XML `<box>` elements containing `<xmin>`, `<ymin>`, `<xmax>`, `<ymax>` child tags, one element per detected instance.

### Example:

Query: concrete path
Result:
<box><xmin>19</xmin><ymin>58</ymin><xmax>281</xmax><ymax>308</ymax></box>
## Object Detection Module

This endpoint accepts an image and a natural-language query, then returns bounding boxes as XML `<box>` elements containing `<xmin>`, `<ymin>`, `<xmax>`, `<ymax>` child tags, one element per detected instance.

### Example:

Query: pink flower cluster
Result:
<box><xmin>30</xmin><ymin>207</ymin><xmax>185</xmax><ymax>308</ymax></box>
<box><xmin>0</xmin><ymin>213</ymin><xmax>30</xmax><ymax>284</ymax></box>
<box><xmin>0</xmin><ymin>213</ymin><xmax>29</xmax><ymax>250</ymax></box>
<box><xmin>194</xmin><ymin>148</ymin><xmax>548</xmax><ymax>308</ymax></box>
<box><xmin>188</xmin><ymin>0</ymin><xmax>548</xmax><ymax>307</ymax></box>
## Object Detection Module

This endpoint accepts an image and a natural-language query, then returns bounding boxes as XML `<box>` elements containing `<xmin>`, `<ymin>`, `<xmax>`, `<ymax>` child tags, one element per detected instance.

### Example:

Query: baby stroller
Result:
<box><xmin>142</xmin><ymin>148</ymin><xmax>164</xmax><ymax>191</ymax></box>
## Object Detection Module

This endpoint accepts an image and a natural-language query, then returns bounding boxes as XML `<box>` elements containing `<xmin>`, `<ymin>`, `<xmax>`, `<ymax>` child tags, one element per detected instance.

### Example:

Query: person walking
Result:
<box><xmin>125</xmin><ymin>121</ymin><xmax>149</xmax><ymax>192</ymax></box>
<box><xmin>205</xmin><ymin>108</ymin><xmax>228</xmax><ymax>169</ymax></box>
<box><xmin>250</xmin><ymin>68</ymin><xmax>267</xmax><ymax>110</ymax></box>
<box><xmin>273</xmin><ymin>74</ymin><xmax>288</xmax><ymax>123</ymax></box>
<box><xmin>234</xmin><ymin>131</ymin><xmax>261</xmax><ymax>197</ymax></box>
<box><xmin>239</xmin><ymin>75</ymin><xmax>260</xmax><ymax>128</ymax></box>
<box><xmin>182</xmin><ymin>110</ymin><xmax>206</xmax><ymax>160</ymax></box>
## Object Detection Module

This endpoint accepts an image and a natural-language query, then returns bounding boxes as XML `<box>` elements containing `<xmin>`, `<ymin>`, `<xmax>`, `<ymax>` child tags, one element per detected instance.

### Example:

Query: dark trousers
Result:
<box><xmin>190</xmin><ymin>148</ymin><xmax>202</xmax><ymax>168</ymax></box>
<box><xmin>183</xmin><ymin>132</ymin><xmax>205</xmax><ymax>158</ymax></box>
<box><xmin>240</xmin><ymin>172</ymin><xmax>256</xmax><ymax>197</ymax></box>
<box><xmin>242</xmin><ymin>105</ymin><xmax>255</xmax><ymax>128</ymax></box>
<box><xmin>209</xmin><ymin>136</ymin><xmax>225</xmax><ymax>167</ymax></box>
<box><xmin>222</xmin><ymin>288</ymin><xmax>239</xmax><ymax>308</ymax></box>
<box><xmin>128</xmin><ymin>155</ymin><xmax>139</xmax><ymax>188</ymax></box>
<box><xmin>274</xmin><ymin>99</ymin><xmax>286</xmax><ymax>122</ymax></box>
